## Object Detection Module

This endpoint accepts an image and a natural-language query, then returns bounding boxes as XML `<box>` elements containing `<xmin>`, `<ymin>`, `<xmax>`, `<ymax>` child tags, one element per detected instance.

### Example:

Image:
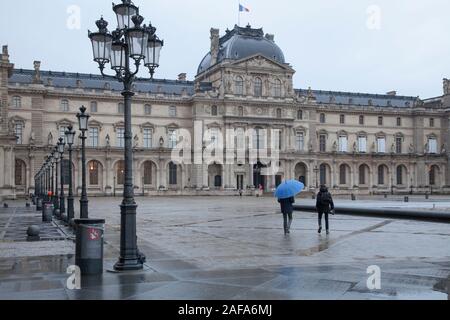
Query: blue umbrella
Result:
<box><xmin>274</xmin><ymin>180</ymin><xmax>305</xmax><ymax>199</ymax></box>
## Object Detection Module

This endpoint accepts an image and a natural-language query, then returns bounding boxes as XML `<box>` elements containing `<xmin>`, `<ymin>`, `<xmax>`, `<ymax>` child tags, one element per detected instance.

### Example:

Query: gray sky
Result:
<box><xmin>1</xmin><ymin>0</ymin><xmax>449</xmax><ymax>98</ymax></box>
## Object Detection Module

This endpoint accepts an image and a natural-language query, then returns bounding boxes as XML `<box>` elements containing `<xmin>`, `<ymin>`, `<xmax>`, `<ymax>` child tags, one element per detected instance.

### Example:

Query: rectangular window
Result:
<box><xmin>339</xmin><ymin>114</ymin><xmax>345</xmax><ymax>124</ymax></box>
<box><xmin>235</xmin><ymin>129</ymin><xmax>245</xmax><ymax>150</ymax></box>
<box><xmin>296</xmin><ymin>132</ymin><xmax>304</xmax><ymax>151</ymax></box>
<box><xmin>118</xmin><ymin>103</ymin><xmax>124</xmax><ymax>114</ymax></box>
<box><xmin>117</xmin><ymin>128</ymin><xmax>125</xmax><ymax>148</ymax></box>
<box><xmin>358</xmin><ymin>136</ymin><xmax>367</xmax><ymax>153</ymax></box>
<box><xmin>169</xmin><ymin>106</ymin><xmax>177</xmax><ymax>117</ymax></box>
<box><xmin>428</xmin><ymin>138</ymin><xmax>437</xmax><ymax>154</ymax></box>
<box><xmin>430</xmin><ymin>118</ymin><xmax>435</xmax><ymax>127</ymax></box>
<box><xmin>88</xmin><ymin>127</ymin><xmax>99</xmax><ymax>147</ymax></box>
<box><xmin>377</xmin><ymin>137</ymin><xmax>386</xmax><ymax>153</ymax></box>
<box><xmin>338</xmin><ymin>136</ymin><xmax>348</xmax><ymax>152</ymax></box>
<box><xmin>143</xmin><ymin>128</ymin><xmax>152</xmax><ymax>149</ymax></box>
<box><xmin>61</xmin><ymin>100</ymin><xmax>69</xmax><ymax>112</ymax></box>
<box><xmin>145</xmin><ymin>105</ymin><xmax>152</xmax><ymax>115</ymax></box>
<box><xmin>12</xmin><ymin>96</ymin><xmax>21</xmax><ymax>109</ymax></box>
<box><xmin>15</xmin><ymin>123</ymin><xmax>23</xmax><ymax>144</ymax></box>
<box><xmin>396</xmin><ymin>117</ymin><xmax>402</xmax><ymax>126</ymax></box>
<box><xmin>359</xmin><ymin>115</ymin><xmax>364</xmax><ymax>125</ymax></box>
<box><xmin>396</xmin><ymin>137</ymin><xmax>402</xmax><ymax>154</ymax></box>
<box><xmin>272</xmin><ymin>129</ymin><xmax>281</xmax><ymax>150</ymax></box>
<box><xmin>378</xmin><ymin>116</ymin><xmax>383</xmax><ymax>126</ymax></box>
<box><xmin>319</xmin><ymin>134</ymin><xmax>326</xmax><ymax>152</ymax></box>
<box><xmin>320</xmin><ymin>113</ymin><xmax>326</xmax><ymax>124</ymax></box>
<box><xmin>210</xmin><ymin>128</ymin><xmax>219</xmax><ymax>148</ymax></box>
<box><xmin>90</xmin><ymin>101</ymin><xmax>98</xmax><ymax>113</ymax></box>
<box><xmin>168</xmin><ymin>129</ymin><xmax>177</xmax><ymax>149</ymax></box>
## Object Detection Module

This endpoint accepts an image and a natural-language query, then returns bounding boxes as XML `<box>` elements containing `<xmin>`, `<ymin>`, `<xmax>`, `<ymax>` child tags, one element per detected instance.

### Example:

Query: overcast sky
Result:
<box><xmin>1</xmin><ymin>0</ymin><xmax>449</xmax><ymax>98</ymax></box>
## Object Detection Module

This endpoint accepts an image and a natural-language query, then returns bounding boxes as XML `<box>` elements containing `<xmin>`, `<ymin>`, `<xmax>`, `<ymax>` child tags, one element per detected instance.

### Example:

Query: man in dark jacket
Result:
<box><xmin>278</xmin><ymin>196</ymin><xmax>295</xmax><ymax>235</ymax></box>
<box><xmin>316</xmin><ymin>185</ymin><xmax>334</xmax><ymax>234</ymax></box>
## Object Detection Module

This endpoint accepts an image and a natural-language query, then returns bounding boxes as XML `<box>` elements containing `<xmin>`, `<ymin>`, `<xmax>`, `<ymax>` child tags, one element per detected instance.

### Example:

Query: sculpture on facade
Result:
<box><xmin>444</xmin><ymin>78</ymin><xmax>449</xmax><ymax>95</ymax></box>
<box><xmin>47</xmin><ymin>132</ymin><xmax>53</xmax><ymax>146</ymax></box>
<box><xmin>408</xmin><ymin>143</ymin><xmax>415</xmax><ymax>154</ymax></box>
<box><xmin>105</xmin><ymin>134</ymin><xmax>110</xmax><ymax>147</ymax></box>
<box><xmin>133</xmin><ymin>134</ymin><xmax>139</xmax><ymax>148</ymax></box>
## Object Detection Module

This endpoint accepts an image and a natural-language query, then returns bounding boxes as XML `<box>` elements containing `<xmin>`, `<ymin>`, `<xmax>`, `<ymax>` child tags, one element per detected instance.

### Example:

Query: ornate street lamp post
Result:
<box><xmin>65</xmin><ymin>125</ymin><xmax>76</xmax><ymax>223</ymax></box>
<box><xmin>76</xmin><ymin>106</ymin><xmax>89</xmax><ymax>219</ymax></box>
<box><xmin>50</xmin><ymin>151</ymin><xmax>55</xmax><ymax>204</ymax></box>
<box><xmin>53</xmin><ymin>146</ymin><xmax>60</xmax><ymax>214</ymax></box>
<box><xmin>88</xmin><ymin>0</ymin><xmax>163</xmax><ymax>271</ymax></box>
<box><xmin>57</xmin><ymin>137</ymin><xmax>66</xmax><ymax>217</ymax></box>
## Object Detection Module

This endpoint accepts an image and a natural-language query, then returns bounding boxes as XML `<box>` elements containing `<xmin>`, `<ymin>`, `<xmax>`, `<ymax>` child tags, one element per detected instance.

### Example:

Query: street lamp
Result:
<box><xmin>54</xmin><ymin>146</ymin><xmax>60</xmax><ymax>214</ymax></box>
<box><xmin>314</xmin><ymin>166</ymin><xmax>319</xmax><ymax>189</ymax></box>
<box><xmin>65</xmin><ymin>125</ymin><xmax>76</xmax><ymax>223</ymax></box>
<box><xmin>77</xmin><ymin>106</ymin><xmax>89</xmax><ymax>219</ymax></box>
<box><xmin>50</xmin><ymin>151</ymin><xmax>55</xmax><ymax>203</ymax></box>
<box><xmin>57</xmin><ymin>137</ymin><xmax>66</xmax><ymax>217</ymax></box>
<box><xmin>89</xmin><ymin>0</ymin><xmax>163</xmax><ymax>271</ymax></box>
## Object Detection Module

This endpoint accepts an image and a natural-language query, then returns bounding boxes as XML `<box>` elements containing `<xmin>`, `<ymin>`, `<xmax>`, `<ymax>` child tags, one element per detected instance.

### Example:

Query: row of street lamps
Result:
<box><xmin>34</xmin><ymin>107</ymin><xmax>90</xmax><ymax>224</ymax></box>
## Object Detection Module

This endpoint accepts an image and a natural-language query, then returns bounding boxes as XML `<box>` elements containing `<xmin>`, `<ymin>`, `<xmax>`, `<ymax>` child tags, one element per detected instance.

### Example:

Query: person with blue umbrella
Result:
<box><xmin>274</xmin><ymin>180</ymin><xmax>305</xmax><ymax>235</ymax></box>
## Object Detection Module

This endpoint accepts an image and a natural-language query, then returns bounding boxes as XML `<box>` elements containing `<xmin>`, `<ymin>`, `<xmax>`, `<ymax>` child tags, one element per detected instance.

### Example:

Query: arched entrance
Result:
<box><xmin>294</xmin><ymin>162</ymin><xmax>307</xmax><ymax>185</ymax></box>
<box><xmin>253</xmin><ymin>161</ymin><xmax>267</xmax><ymax>190</ymax></box>
<box><xmin>208</xmin><ymin>163</ymin><xmax>223</xmax><ymax>188</ymax></box>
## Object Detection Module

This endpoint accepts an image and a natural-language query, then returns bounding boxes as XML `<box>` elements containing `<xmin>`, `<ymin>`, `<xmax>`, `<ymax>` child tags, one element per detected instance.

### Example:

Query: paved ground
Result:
<box><xmin>0</xmin><ymin>195</ymin><xmax>449</xmax><ymax>300</ymax></box>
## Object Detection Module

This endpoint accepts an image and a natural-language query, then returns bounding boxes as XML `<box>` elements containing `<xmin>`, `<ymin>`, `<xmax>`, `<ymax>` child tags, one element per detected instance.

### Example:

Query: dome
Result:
<box><xmin>197</xmin><ymin>25</ymin><xmax>285</xmax><ymax>75</ymax></box>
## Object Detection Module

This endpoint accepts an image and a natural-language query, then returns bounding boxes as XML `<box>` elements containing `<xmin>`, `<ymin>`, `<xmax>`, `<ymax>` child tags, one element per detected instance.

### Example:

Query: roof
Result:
<box><xmin>198</xmin><ymin>25</ymin><xmax>285</xmax><ymax>75</ymax></box>
<box><xmin>296</xmin><ymin>89</ymin><xmax>419</xmax><ymax>108</ymax></box>
<box><xmin>9</xmin><ymin>69</ymin><xmax>195</xmax><ymax>95</ymax></box>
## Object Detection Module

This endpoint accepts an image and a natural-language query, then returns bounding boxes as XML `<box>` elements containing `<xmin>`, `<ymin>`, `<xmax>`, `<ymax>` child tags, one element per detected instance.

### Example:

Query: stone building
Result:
<box><xmin>1</xmin><ymin>25</ymin><xmax>449</xmax><ymax>200</ymax></box>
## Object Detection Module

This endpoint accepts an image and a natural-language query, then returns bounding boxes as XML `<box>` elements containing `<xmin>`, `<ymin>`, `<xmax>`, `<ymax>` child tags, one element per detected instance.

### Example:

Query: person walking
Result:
<box><xmin>316</xmin><ymin>185</ymin><xmax>334</xmax><ymax>235</ymax></box>
<box><xmin>278</xmin><ymin>196</ymin><xmax>295</xmax><ymax>235</ymax></box>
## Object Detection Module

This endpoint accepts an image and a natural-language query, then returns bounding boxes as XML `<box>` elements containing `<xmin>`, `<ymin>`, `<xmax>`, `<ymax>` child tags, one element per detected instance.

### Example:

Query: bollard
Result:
<box><xmin>36</xmin><ymin>198</ymin><xmax>43</xmax><ymax>211</ymax></box>
<box><xmin>3</xmin><ymin>203</ymin><xmax>8</xmax><ymax>208</ymax></box>
<box><xmin>26</xmin><ymin>202</ymin><xmax>31</xmax><ymax>208</ymax></box>
<box><xmin>404</xmin><ymin>196</ymin><xmax>409</xmax><ymax>203</ymax></box>
<box><xmin>42</xmin><ymin>202</ymin><xmax>53</xmax><ymax>223</ymax></box>
<box><xmin>74</xmin><ymin>219</ymin><xmax>105</xmax><ymax>275</ymax></box>
<box><xmin>27</xmin><ymin>225</ymin><xmax>40</xmax><ymax>242</ymax></box>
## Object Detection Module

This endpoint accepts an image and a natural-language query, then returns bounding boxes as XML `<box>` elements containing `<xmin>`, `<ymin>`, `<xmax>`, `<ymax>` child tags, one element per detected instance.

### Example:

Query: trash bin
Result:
<box><xmin>36</xmin><ymin>198</ymin><xmax>43</xmax><ymax>211</ymax></box>
<box><xmin>42</xmin><ymin>202</ymin><xmax>53</xmax><ymax>222</ymax></box>
<box><xmin>74</xmin><ymin>219</ymin><xmax>105</xmax><ymax>275</ymax></box>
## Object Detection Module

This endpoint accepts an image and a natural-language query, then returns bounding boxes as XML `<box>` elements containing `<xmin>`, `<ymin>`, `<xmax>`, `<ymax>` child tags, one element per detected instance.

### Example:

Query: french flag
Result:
<box><xmin>239</xmin><ymin>4</ymin><xmax>250</xmax><ymax>12</ymax></box>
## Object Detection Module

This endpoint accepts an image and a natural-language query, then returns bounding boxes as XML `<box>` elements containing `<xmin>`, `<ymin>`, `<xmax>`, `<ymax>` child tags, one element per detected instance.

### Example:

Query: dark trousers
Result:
<box><xmin>318</xmin><ymin>211</ymin><xmax>329</xmax><ymax>230</ymax></box>
<box><xmin>283</xmin><ymin>212</ymin><xmax>293</xmax><ymax>232</ymax></box>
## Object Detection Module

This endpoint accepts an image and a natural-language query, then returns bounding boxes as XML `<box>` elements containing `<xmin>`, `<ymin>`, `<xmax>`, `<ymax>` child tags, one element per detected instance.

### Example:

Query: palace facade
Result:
<box><xmin>1</xmin><ymin>24</ymin><xmax>450</xmax><ymax>200</ymax></box>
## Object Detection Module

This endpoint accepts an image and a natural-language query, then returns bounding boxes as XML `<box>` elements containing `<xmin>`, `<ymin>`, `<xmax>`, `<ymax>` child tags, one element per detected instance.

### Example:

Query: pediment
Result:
<box><xmin>229</xmin><ymin>54</ymin><xmax>294</xmax><ymax>73</ymax></box>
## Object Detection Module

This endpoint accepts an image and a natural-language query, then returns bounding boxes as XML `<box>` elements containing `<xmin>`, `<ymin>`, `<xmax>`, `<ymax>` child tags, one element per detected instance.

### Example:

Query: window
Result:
<box><xmin>88</xmin><ymin>127</ymin><xmax>99</xmax><ymax>147</ymax></box>
<box><xmin>254</xmin><ymin>78</ymin><xmax>262</xmax><ymax>97</ymax></box>
<box><xmin>211</xmin><ymin>105</ymin><xmax>218</xmax><ymax>116</ymax></box>
<box><xmin>378</xmin><ymin>116</ymin><xmax>383</xmax><ymax>126</ymax></box>
<box><xmin>143</xmin><ymin>162</ymin><xmax>153</xmax><ymax>185</ymax></box>
<box><xmin>15</xmin><ymin>123</ymin><xmax>23</xmax><ymax>145</ymax></box>
<box><xmin>59</xmin><ymin>126</ymin><xmax>69</xmax><ymax>143</ymax></box>
<box><xmin>359</xmin><ymin>166</ymin><xmax>366</xmax><ymax>185</ymax></box>
<box><xmin>169</xmin><ymin>162</ymin><xmax>177</xmax><ymax>185</ymax></box>
<box><xmin>15</xmin><ymin>159</ymin><xmax>25</xmax><ymax>186</ymax></box>
<box><xmin>90</xmin><ymin>101</ymin><xmax>98</xmax><ymax>113</ymax></box>
<box><xmin>319</xmin><ymin>164</ymin><xmax>327</xmax><ymax>185</ymax></box>
<box><xmin>378</xmin><ymin>166</ymin><xmax>385</xmax><ymax>185</ymax></box>
<box><xmin>118</xmin><ymin>103</ymin><xmax>124</xmax><ymax>114</ymax></box>
<box><xmin>430</xmin><ymin>118</ymin><xmax>435</xmax><ymax>127</ymax></box>
<box><xmin>319</xmin><ymin>134</ymin><xmax>326</xmax><ymax>152</ymax></box>
<box><xmin>396</xmin><ymin>166</ymin><xmax>403</xmax><ymax>185</ymax></box>
<box><xmin>12</xmin><ymin>96</ymin><xmax>21</xmax><ymax>108</ymax></box>
<box><xmin>429</xmin><ymin>166</ymin><xmax>436</xmax><ymax>186</ymax></box>
<box><xmin>272</xmin><ymin>130</ymin><xmax>282</xmax><ymax>150</ymax></box>
<box><xmin>276</xmin><ymin>108</ymin><xmax>282</xmax><ymax>119</ymax></box>
<box><xmin>169</xmin><ymin>106</ymin><xmax>177</xmax><ymax>117</ymax></box>
<box><xmin>319</xmin><ymin>113</ymin><xmax>326</xmax><ymax>124</ymax></box>
<box><xmin>358</xmin><ymin>136</ymin><xmax>367</xmax><ymax>153</ymax></box>
<box><xmin>428</xmin><ymin>137</ymin><xmax>437</xmax><ymax>154</ymax></box>
<box><xmin>60</xmin><ymin>100</ymin><xmax>69</xmax><ymax>112</ymax></box>
<box><xmin>295</xmin><ymin>132</ymin><xmax>304</xmax><ymax>151</ymax></box>
<box><xmin>210</xmin><ymin>128</ymin><xmax>219</xmax><ymax>148</ymax></box>
<box><xmin>396</xmin><ymin>117</ymin><xmax>402</xmax><ymax>126</ymax></box>
<box><xmin>339</xmin><ymin>165</ymin><xmax>347</xmax><ymax>185</ymax></box>
<box><xmin>144</xmin><ymin>104</ymin><xmax>152</xmax><ymax>115</ymax></box>
<box><xmin>339</xmin><ymin>114</ymin><xmax>345</xmax><ymax>124</ymax></box>
<box><xmin>338</xmin><ymin>136</ymin><xmax>348</xmax><ymax>152</ymax></box>
<box><xmin>168</xmin><ymin>129</ymin><xmax>177</xmax><ymax>148</ymax></box>
<box><xmin>396</xmin><ymin>136</ymin><xmax>402</xmax><ymax>154</ymax></box>
<box><xmin>116</xmin><ymin>161</ymin><xmax>125</xmax><ymax>185</ymax></box>
<box><xmin>235</xmin><ymin>76</ymin><xmax>244</xmax><ymax>95</ymax></box>
<box><xmin>359</xmin><ymin>115</ymin><xmax>364</xmax><ymax>125</ymax></box>
<box><xmin>143</xmin><ymin>128</ymin><xmax>152</xmax><ymax>149</ymax></box>
<box><xmin>116</xmin><ymin>128</ymin><xmax>125</xmax><ymax>148</ymax></box>
<box><xmin>377</xmin><ymin>137</ymin><xmax>386</xmax><ymax>153</ymax></box>
<box><xmin>89</xmin><ymin>161</ymin><xmax>100</xmax><ymax>185</ymax></box>
<box><xmin>238</xmin><ymin>106</ymin><xmax>244</xmax><ymax>117</ymax></box>
<box><xmin>297</xmin><ymin>110</ymin><xmax>303</xmax><ymax>120</ymax></box>
<box><xmin>273</xmin><ymin>79</ymin><xmax>282</xmax><ymax>97</ymax></box>
<box><xmin>252</xmin><ymin>128</ymin><xmax>266</xmax><ymax>150</ymax></box>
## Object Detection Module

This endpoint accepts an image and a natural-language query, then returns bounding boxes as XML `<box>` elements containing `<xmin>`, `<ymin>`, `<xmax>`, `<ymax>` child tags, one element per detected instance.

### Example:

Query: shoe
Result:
<box><xmin>318</xmin><ymin>227</ymin><xmax>322</xmax><ymax>234</ymax></box>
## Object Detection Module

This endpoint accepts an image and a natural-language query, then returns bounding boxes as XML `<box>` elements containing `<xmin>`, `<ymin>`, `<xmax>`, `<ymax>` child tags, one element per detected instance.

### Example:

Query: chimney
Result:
<box><xmin>210</xmin><ymin>28</ymin><xmax>220</xmax><ymax>66</ymax></box>
<box><xmin>265</xmin><ymin>34</ymin><xmax>274</xmax><ymax>41</ymax></box>
<box><xmin>33</xmin><ymin>61</ymin><xmax>42</xmax><ymax>84</ymax></box>
<box><xmin>178</xmin><ymin>73</ymin><xmax>187</xmax><ymax>81</ymax></box>
<box><xmin>386</xmin><ymin>91</ymin><xmax>397</xmax><ymax>96</ymax></box>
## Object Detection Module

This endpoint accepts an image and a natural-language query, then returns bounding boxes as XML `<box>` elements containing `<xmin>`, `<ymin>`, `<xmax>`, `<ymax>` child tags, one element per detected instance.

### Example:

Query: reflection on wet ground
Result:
<box><xmin>0</xmin><ymin>197</ymin><xmax>449</xmax><ymax>300</ymax></box>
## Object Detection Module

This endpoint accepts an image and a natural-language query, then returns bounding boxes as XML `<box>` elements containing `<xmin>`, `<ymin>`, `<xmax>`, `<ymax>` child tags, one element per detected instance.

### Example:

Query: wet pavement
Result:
<box><xmin>0</xmin><ymin>196</ymin><xmax>449</xmax><ymax>300</ymax></box>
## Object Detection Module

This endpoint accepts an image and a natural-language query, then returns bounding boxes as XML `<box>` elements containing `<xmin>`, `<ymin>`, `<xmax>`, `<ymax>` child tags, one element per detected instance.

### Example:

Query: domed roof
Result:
<box><xmin>197</xmin><ymin>25</ymin><xmax>285</xmax><ymax>75</ymax></box>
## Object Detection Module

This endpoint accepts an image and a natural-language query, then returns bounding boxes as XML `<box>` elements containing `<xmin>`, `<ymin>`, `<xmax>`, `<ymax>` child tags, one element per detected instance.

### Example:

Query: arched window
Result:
<box><xmin>339</xmin><ymin>165</ymin><xmax>347</xmax><ymax>185</ymax></box>
<box><xmin>169</xmin><ymin>162</ymin><xmax>177</xmax><ymax>185</ymax></box>
<box><xmin>15</xmin><ymin>159</ymin><xmax>26</xmax><ymax>186</ymax></box>
<box><xmin>276</xmin><ymin>108</ymin><xmax>282</xmax><ymax>119</ymax></box>
<box><xmin>116</xmin><ymin>160</ymin><xmax>125</xmax><ymax>185</ymax></box>
<box><xmin>378</xmin><ymin>166</ymin><xmax>385</xmax><ymax>185</ymax></box>
<box><xmin>211</xmin><ymin>105</ymin><xmax>218</xmax><ymax>116</ymax></box>
<box><xmin>238</xmin><ymin>106</ymin><xmax>244</xmax><ymax>117</ymax></box>
<box><xmin>359</xmin><ymin>165</ymin><xmax>366</xmax><ymax>185</ymax></box>
<box><xmin>273</xmin><ymin>79</ymin><xmax>282</xmax><ymax>97</ymax></box>
<box><xmin>254</xmin><ymin>78</ymin><xmax>262</xmax><ymax>97</ymax></box>
<box><xmin>396</xmin><ymin>166</ymin><xmax>403</xmax><ymax>185</ymax></box>
<box><xmin>297</xmin><ymin>110</ymin><xmax>303</xmax><ymax>120</ymax></box>
<box><xmin>429</xmin><ymin>166</ymin><xmax>437</xmax><ymax>186</ymax></box>
<box><xmin>143</xmin><ymin>161</ymin><xmax>153</xmax><ymax>185</ymax></box>
<box><xmin>319</xmin><ymin>164</ymin><xmax>327</xmax><ymax>186</ymax></box>
<box><xmin>89</xmin><ymin>160</ymin><xmax>101</xmax><ymax>186</ymax></box>
<box><xmin>235</xmin><ymin>76</ymin><xmax>244</xmax><ymax>95</ymax></box>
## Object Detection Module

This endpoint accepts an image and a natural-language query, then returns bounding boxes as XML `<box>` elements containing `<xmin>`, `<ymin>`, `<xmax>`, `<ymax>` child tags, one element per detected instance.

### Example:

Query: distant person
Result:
<box><xmin>278</xmin><ymin>196</ymin><xmax>295</xmax><ymax>235</ymax></box>
<box><xmin>316</xmin><ymin>185</ymin><xmax>334</xmax><ymax>235</ymax></box>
